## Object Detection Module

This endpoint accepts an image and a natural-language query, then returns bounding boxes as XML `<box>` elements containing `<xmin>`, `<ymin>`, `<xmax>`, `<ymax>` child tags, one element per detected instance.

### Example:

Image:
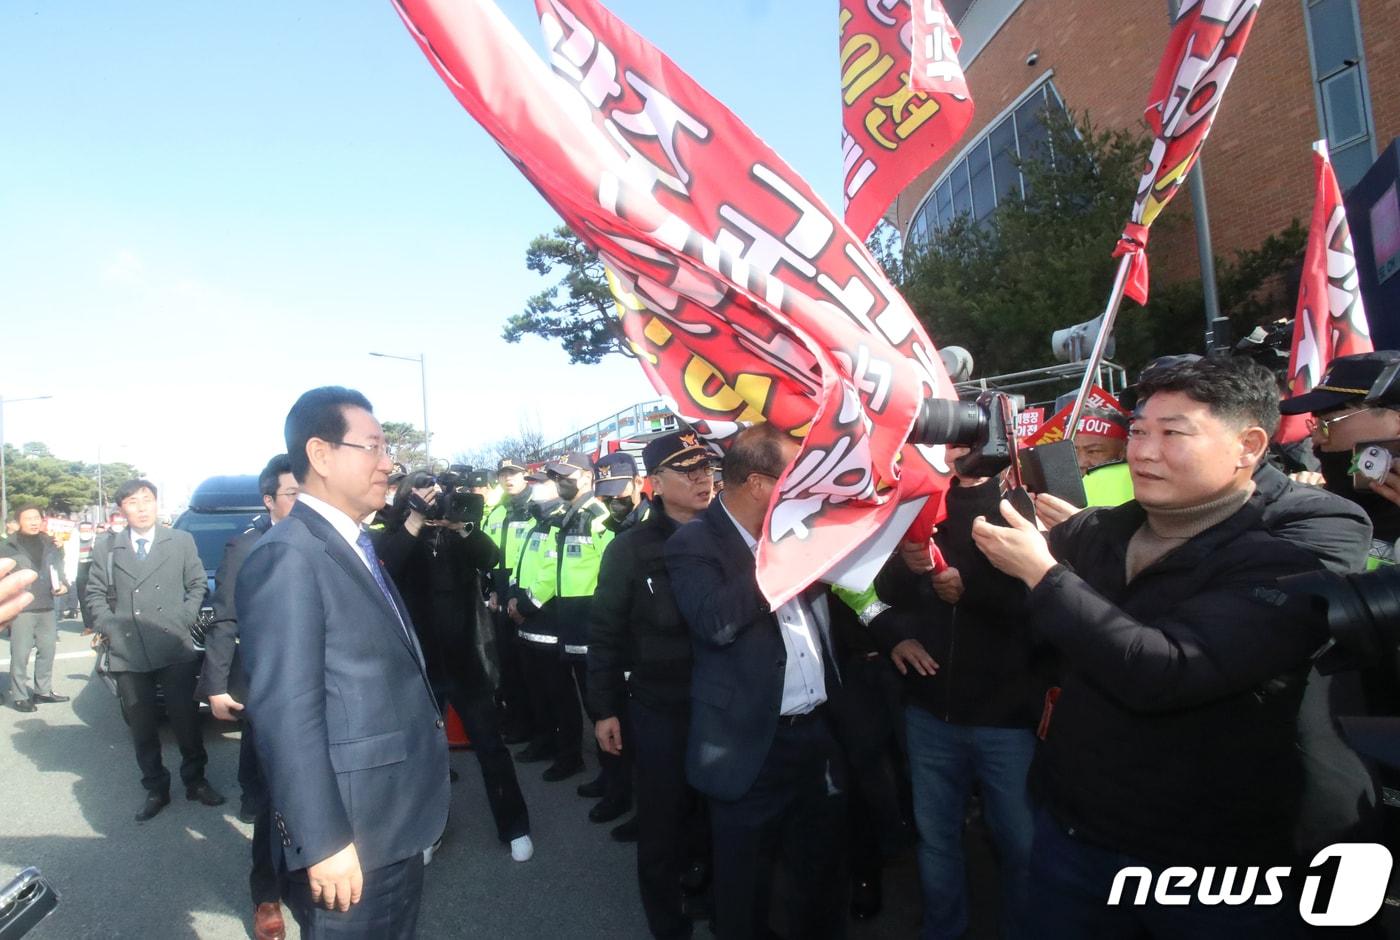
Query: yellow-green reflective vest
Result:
<box><xmin>558</xmin><ymin>510</ymin><xmax>610</xmax><ymax>599</ymax></box>
<box><xmin>832</xmin><ymin>583</ymin><xmax>889</xmax><ymax>625</ymax></box>
<box><xmin>516</xmin><ymin>524</ymin><xmax>558</xmax><ymax>606</ymax></box>
<box><xmin>1083</xmin><ymin>461</ymin><xmax>1134</xmax><ymax>508</ymax></box>
<box><xmin>484</xmin><ymin>502</ymin><xmax>533</xmax><ymax>573</ymax></box>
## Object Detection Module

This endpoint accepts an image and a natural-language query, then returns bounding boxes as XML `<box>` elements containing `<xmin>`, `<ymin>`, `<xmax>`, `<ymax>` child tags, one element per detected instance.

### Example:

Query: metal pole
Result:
<box><xmin>419</xmin><ymin>353</ymin><xmax>430</xmax><ymax>461</ymax></box>
<box><xmin>97</xmin><ymin>444</ymin><xmax>105</xmax><ymax>522</ymax></box>
<box><xmin>1</xmin><ymin>396</ymin><xmax>7</xmax><ymax>527</ymax></box>
<box><xmin>1066</xmin><ymin>255</ymin><xmax>1134</xmax><ymax>439</ymax></box>
<box><xmin>1167</xmin><ymin>0</ymin><xmax>1222</xmax><ymax>352</ymax></box>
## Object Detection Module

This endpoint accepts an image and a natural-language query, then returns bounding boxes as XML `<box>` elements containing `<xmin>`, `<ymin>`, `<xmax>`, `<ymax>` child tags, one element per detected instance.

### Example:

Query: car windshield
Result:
<box><xmin>175</xmin><ymin>512</ymin><xmax>261</xmax><ymax>575</ymax></box>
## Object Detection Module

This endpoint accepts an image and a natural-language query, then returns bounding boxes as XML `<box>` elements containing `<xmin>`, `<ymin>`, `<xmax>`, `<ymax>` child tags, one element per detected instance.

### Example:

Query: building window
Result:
<box><xmin>1304</xmin><ymin>0</ymin><xmax>1375</xmax><ymax>188</ymax></box>
<box><xmin>905</xmin><ymin>79</ymin><xmax>1067</xmax><ymax>252</ymax></box>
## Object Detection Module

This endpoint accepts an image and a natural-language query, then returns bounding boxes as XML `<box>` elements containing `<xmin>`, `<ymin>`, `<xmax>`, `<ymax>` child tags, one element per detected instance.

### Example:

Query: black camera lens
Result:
<box><xmin>912</xmin><ymin>399</ymin><xmax>987</xmax><ymax>448</ymax></box>
<box><xmin>1282</xmin><ymin>565</ymin><xmax>1400</xmax><ymax>669</ymax></box>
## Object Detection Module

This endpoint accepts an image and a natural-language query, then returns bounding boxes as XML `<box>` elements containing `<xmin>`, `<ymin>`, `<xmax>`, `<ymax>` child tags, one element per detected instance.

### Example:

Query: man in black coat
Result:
<box><xmin>873</xmin><ymin>468</ymin><xmax>1042</xmax><ymax>940</ymax></box>
<box><xmin>667</xmin><ymin>423</ymin><xmax>846</xmax><ymax>940</ymax></box>
<box><xmin>590</xmin><ymin>431</ymin><xmax>715</xmax><ymax>938</ymax></box>
<box><xmin>973</xmin><ymin>358</ymin><xmax>1331</xmax><ymax>937</ymax></box>
<box><xmin>376</xmin><ymin>471</ymin><xmax>533</xmax><ymax>864</ymax></box>
<box><xmin>196</xmin><ymin>454</ymin><xmax>298</xmax><ymax>940</ymax></box>
<box><xmin>86</xmin><ymin>479</ymin><xmax>224</xmax><ymax>821</ymax></box>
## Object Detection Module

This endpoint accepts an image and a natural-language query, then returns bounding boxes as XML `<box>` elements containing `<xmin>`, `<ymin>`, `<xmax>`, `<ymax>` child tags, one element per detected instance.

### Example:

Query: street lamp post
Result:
<box><xmin>0</xmin><ymin>394</ymin><xmax>55</xmax><ymax>526</ymax></box>
<box><xmin>369</xmin><ymin>351</ymin><xmax>430</xmax><ymax>461</ymax></box>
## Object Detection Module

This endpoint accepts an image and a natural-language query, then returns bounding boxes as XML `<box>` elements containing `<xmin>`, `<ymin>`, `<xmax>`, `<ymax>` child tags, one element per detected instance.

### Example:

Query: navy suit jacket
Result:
<box><xmin>238</xmin><ymin>501</ymin><xmax>449</xmax><ymax>873</ymax></box>
<box><xmin>666</xmin><ymin>500</ymin><xmax>836</xmax><ymax>802</ymax></box>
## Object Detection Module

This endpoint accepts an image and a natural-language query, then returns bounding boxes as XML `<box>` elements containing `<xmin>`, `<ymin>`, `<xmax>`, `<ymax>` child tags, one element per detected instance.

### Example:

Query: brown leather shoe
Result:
<box><xmin>253</xmin><ymin>902</ymin><xmax>286</xmax><ymax>940</ymax></box>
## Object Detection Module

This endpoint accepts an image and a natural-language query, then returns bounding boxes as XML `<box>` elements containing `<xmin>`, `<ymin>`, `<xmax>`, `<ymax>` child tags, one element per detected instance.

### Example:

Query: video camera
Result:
<box><xmin>409</xmin><ymin>465</ymin><xmax>485</xmax><ymax>527</ymax></box>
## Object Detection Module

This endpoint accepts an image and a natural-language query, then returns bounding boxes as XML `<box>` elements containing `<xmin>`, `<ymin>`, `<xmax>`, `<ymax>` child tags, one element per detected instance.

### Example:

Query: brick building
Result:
<box><xmin>893</xmin><ymin>0</ymin><xmax>1399</xmax><ymax>284</ymax></box>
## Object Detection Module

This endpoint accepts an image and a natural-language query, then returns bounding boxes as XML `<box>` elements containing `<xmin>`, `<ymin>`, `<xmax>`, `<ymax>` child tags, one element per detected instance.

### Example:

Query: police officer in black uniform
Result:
<box><xmin>588</xmin><ymin>432</ymin><xmax>716</xmax><ymax>939</ymax></box>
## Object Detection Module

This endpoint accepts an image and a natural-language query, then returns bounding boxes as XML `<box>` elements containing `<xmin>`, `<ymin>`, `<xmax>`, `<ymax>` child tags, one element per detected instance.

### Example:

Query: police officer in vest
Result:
<box><xmin>589</xmin><ymin>432</ymin><xmax>717</xmax><ymax>937</ymax></box>
<box><xmin>484</xmin><ymin>457</ymin><xmax>537</xmax><ymax>743</ymax></box>
<box><xmin>508</xmin><ymin>470</ymin><xmax>568</xmax><ymax>767</ymax></box>
<box><xmin>576</xmin><ymin>452</ymin><xmax>651</xmax><ymax>827</ymax></box>
<box><xmin>525</xmin><ymin>452</ymin><xmax>609</xmax><ymax>785</ymax></box>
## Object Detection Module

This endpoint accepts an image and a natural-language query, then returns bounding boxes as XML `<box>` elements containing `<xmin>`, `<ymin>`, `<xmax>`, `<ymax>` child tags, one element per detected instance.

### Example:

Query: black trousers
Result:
<box><xmin>239</xmin><ymin>725</ymin><xmax>282</xmax><ymax>906</ymax></box>
<box><xmin>491</xmin><ymin>608</ymin><xmax>535</xmax><ymax>737</ymax></box>
<box><xmin>520</xmin><ymin>640</ymin><xmax>576</xmax><ymax>756</ymax></box>
<box><xmin>832</xmin><ymin>653</ymin><xmax>911</xmax><ymax>879</ymax></box>
<box><xmin>632</xmin><ymin>698</ymin><xmax>704</xmax><ymax>940</ymax></box>
<box><xmin>707</xmin><ymin>714</ymin><xmax>848</xmax><ymax>940</ymax></box>
<box><xmin>113</xmin><ymin>660</ymin><xmax>207</xmax><ymax>794</ymax></box>
<box><xmin>562</xmin><ymin>656</ymin><xmax>631</xmax><ymax>798</ymax></box>
<box><xmin>284</xmin><ymin>853</ymin><xmax>424</xmax><ymax>939</ymax></box>
<box><xmin>435</xmin><ymin>678</ymin><xmax>530</xmax><ymax>843</ymax></box>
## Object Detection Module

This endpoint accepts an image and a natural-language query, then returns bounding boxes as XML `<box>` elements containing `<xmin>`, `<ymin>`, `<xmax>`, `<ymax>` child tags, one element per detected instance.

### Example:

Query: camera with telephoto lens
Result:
<box><xmin>409</xmin><ymin>465</ymin><xmax>485</xmax><ymax>527</ymax></box>
<box><xmin>909</xmin><ymin>390</ymin><xmax>1015</xmax><ymax>478</ymax></box>
<box><xmin>1281</xmin><ymin>565</ymin><xmax>1400</xmax><ymax>770</ymax></box>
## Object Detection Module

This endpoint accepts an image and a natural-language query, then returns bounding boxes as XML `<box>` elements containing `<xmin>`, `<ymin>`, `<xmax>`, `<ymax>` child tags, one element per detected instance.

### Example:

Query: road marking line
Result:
<box><xmin>0</xmin><ymin>650</ymin><xmax>95</xmax><ymax>669</ymax></box>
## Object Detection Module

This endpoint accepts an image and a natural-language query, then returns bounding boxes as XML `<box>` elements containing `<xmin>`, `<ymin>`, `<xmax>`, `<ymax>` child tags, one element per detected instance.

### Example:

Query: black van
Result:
<box><xmin>174</xmin><ymin>475</ymin><xmax>264</xmax><ymax>593</ymax></box>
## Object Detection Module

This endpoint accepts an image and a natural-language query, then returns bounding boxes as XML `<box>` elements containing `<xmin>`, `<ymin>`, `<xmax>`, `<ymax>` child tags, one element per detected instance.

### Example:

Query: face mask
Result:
<box><xmin>608</xmin><ymin>498</ymin><xmax>633</xmax><ymax>522</ymax></box>
<box><xmin>556</xmin><ymin>479</ymin><xmax>580</xmax><ymax>502</ymax></box>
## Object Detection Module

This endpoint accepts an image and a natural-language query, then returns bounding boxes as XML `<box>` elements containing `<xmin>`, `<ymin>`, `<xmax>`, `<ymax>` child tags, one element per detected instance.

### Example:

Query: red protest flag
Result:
<box><xmin>392</xmin><ymin>0</ymin><xmax>957</xmax><ymax>605</ymax></box>
<box><xmin>1278</xmin><ymin>140</ymin><xmax>1373</xmax><ymax>442</ymax></box>
<box><xmin>840</xmin><ymin>0</ymin><xmax>973</xmax><ymax>241</ymax></box>
<box><xmin>1116</xmin><ymin>0</ymin><xmax>1262</xmax><ymax>305</ymax></box>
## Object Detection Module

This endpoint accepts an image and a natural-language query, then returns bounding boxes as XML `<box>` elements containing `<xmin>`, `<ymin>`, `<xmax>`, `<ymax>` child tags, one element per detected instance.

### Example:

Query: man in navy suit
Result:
<box><xmin>238</xmin><ymin>387</ymin><xmax>449</xmax><ymax>938</ymax></box>
<box><xmin>667</xmin><ymin>422</ymin><xmax>847</xmax><ymax>940</ymax></box>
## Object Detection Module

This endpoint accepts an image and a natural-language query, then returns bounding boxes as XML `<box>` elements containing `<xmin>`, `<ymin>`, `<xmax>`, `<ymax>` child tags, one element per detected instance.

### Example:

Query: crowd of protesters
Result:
<box><xmin>2</xmin><ymin>350</ymin><xmax>1398</xmax><ymax>939</ymax></box>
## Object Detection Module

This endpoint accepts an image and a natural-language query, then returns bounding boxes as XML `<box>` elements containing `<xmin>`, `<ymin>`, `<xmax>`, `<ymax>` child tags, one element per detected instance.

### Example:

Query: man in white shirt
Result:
<box><xmin>238</xmin><ymin>387</ymin><xmax>447</xmax><ymax>939</ymax></box>
<box><xmin>667</xmin><ymin>423</ymin><xmax>847</xmax><ymax>940</ymax></box>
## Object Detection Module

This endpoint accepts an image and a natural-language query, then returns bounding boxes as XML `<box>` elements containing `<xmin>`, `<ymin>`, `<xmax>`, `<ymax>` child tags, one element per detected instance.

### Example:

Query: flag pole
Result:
<box><xmin>1065</xmin><ymin>253</ymin><xmax>1134</xmax><ymax>439</ymax></box>
<box><xmin>1166</xmin><ymin>0</ymin><xmax>1223</xmax><ymax>353</ymax></box>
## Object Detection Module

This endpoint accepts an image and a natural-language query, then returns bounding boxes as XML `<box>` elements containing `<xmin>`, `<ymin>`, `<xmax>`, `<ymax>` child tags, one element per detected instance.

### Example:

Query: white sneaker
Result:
<box><xmin>510</xmin><ymin>835</ymin><xmax>534</xmax><ymax>862</ymax></box>
<box><xmin>423</xmin><ymin>836</ymin><xmax>443</xmax><ymax>866</ymax></box>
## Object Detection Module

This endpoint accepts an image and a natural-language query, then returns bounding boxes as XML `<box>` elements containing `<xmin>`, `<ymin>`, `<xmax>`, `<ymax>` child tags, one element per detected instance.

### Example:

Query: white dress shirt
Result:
<box><xmin>129</xmin><ymin>526</ymin><xmax>157</xmax><ymax>557</ymax></box>
<box><xmin>297</xmin><ymin>492</ymin><xmax>372</xmax><ymax>572</ymax></box>
<box><xmin>718</xmin><ymin>497</ymin><xmax>826</xmax><ymax>716</ymax></box>
<box><xmin>297</xmin><ymin>492</ymin><xmax>414</xmax><ymax>644</ymax></box>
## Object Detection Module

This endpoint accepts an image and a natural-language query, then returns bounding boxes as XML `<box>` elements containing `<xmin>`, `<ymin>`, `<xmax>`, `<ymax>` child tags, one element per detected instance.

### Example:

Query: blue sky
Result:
<box><xmin>0</xmin><ymin>0</ymin><xmax>843</xmax><ymax>507</ymax></box>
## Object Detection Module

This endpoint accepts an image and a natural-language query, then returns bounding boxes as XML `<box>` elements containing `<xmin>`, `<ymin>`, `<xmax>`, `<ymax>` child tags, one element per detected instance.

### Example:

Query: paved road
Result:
<box><xmin>1</xmin><ymin>618</ymin><xmax>935</xmax><ymax>939</ymax></box>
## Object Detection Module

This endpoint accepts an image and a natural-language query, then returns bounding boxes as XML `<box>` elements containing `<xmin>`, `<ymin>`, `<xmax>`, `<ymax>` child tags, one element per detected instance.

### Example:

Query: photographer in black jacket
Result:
<box><xmin>588</xmin><ymin>432</ymin><xmax>715</xmax><ymax>940</ymax></box>
<box><xmin>377</xmin><ymin>471</ymin><xmax>533</xmax><ymax>863</ymax></box>
<box><xmin>973</xmin><ymin>357</ymin><xmax>1329</xmax><ymax>936</ymax></box>
<box><xmin>873</xmin><ymin>460</ymin><xmax>1041</xmax><ymax>940</ymax></box>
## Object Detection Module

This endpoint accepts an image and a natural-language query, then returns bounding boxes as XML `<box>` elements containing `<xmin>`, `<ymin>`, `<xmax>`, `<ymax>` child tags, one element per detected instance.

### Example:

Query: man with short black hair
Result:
<box><xmin>1</xmin><ymin>505</ymin><xmax>69</xmax><ymax>712</ymax></box>
<box><xmin>197</xmin><ymin>453</ymin><xmax>298</xmax><ymax>940</ymax></box>
<box><xmin>86</xmin><ymin>478</ymin><xmax>222</xmax><ymax>820</ymax></box>
<box><xmin>239</xmin><ymin>387</ymin><xmax>447</xmax><ymax>938</ymax></box>
<box><xmin>668</xmin><ymin>422</ymin><xmax>847</xmax><ymax>940</ymax></box>
<box><xmin>973</xmin><ymin>357</ymin><xmax>1332</xmax><ymax>934</ymax></box>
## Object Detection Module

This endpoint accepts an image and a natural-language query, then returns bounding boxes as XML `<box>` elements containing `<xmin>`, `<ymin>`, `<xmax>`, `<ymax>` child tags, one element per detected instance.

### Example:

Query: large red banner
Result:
<box><xmin>1279</xmin><ymin>141</ymin><xmax>1373</xmax><ymax>442</ymax></box>
<box><xmin>391</xmin><ymin>0</ymin><xmax>956</xmax><ymax>605</ymax></box>
<box><xmin>1116</xmin><ymin>0</ymin><xmax>1262</xmax><ymax>304</ymax></box>
<box><xmin>840</xmin><ymin>0</ymin><xmax>973</xmax><ymax>241</ymax></box>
